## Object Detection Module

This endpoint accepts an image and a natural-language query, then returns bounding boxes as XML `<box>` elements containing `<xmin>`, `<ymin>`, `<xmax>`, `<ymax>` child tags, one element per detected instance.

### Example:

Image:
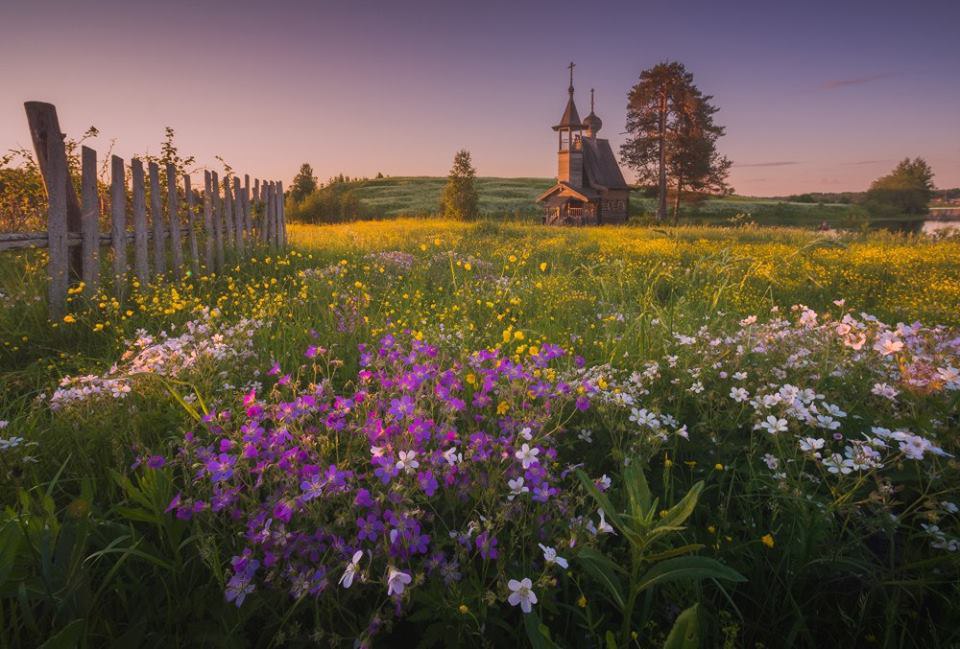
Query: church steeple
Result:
<box><xmin>553</xmin><ymin>62</ymin><xmax>583</xmax><ymax>134</ymax></box>
<box><xmin>552</xmin><ymin>62</ymin><xmax>584</xmax><ymax>186</ymax></box>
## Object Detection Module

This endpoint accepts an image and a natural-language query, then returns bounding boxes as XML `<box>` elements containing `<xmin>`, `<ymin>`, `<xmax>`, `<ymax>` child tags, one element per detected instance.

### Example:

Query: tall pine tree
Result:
<box><xmin>621</xmin><ymin>62</ymin><xmax>730</xmax><ymax>220</ymax></box>
<box><xmin>289</xmin><ymin>163</ymin><xmax>318</xmax><ymax>204</ymax></box>
<box><xmin>441</xmin><ymin>150</ymin><xmax>479</xmax><ymax>220</ymax></box>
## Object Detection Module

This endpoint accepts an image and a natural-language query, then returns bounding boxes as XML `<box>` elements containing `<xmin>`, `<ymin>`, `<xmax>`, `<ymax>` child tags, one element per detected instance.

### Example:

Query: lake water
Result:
<box><xmin>921</xmin><ymin>219</ymin><xmax>960</xmax><ymax>235</ymax></box>
<box><xmin>874</xmin><ymin>208</ymin><xmax>960</xmax><ymax>234</ymax></box>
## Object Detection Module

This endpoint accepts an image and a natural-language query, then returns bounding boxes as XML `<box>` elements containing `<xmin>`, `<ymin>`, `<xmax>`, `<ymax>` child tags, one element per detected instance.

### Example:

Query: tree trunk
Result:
<box><xmin>656</xmin><ymin>91</ymin><xmax>668</xmax><ymax>221</ymax></box>
<box><xmin>673</xmin><ymin>173</ymin><xmax>683</xmax><ymax>224</ymax></box>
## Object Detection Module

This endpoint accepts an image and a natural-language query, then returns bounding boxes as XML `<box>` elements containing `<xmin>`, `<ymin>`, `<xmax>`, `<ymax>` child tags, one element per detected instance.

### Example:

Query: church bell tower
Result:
<box><xmin>553</xmin><ymin>62</ymin><xmax>584</xmax><ymax>187</ymax></box>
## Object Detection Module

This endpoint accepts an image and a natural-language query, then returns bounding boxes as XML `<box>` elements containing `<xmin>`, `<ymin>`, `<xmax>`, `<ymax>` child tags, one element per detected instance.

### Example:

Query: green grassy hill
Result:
<box><xmin>345</xmin><ymin>176</ymin><xmax>555</xmax><ymax>218</ymax></box>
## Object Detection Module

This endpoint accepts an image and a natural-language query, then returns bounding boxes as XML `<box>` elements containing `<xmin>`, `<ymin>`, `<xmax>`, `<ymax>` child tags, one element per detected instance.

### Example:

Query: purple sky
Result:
<box><xmin>2</xmin><ymin>0</ymin><xmax>958</xmax><ymax>195</ymax></box>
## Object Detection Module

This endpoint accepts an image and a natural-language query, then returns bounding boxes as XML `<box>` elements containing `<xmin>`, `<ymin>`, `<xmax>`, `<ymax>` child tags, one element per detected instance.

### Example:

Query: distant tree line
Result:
<box><xmin>285</xmin><ymin>166</ymin><xmax>377</xmax><ymax>223</ymax></box>
<box><xmin>286</xmin><ymin>151</ymin><xmax>481</xmax><ymax>223</ymax></box>
<box><xmin>779</xmin><ymin>192</ymin><xmax>864</xmax><ymax>205</ymax></box>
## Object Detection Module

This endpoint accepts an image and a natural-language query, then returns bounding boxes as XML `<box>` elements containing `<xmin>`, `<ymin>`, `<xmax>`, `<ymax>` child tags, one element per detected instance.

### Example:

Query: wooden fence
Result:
<box><xmin>0</xmin><ymin>102</ymin><xmax>287</xmax><ymax>318</ymax></box>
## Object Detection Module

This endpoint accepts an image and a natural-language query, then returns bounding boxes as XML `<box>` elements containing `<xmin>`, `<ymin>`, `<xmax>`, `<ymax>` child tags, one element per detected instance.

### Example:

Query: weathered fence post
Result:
<box><xmin>233</xmin><ymin>176</ymin><xmax>245</xmax><ymax>254</ymax></box>
<box><xmin>149</xmin><ymin>162</ymin><xmax>165</xmax><ymax>277</ymax></box>
<box><xmin>223</xmin><ymin>175</ymin><xmax>235</xmax><ymax>258</ymax></box>
<box><xmin>44</xmin><ymin>126</ymin><xmax>69</xmax><ymax>318</ymax></box>
<box><xmin>277</xmin><ymin>180</ymin><xmax>286</xmax><ymax>248</ymax></box>
<box><xmin>253</xmin><ymin>178</ymin><xmax>267</xmax><ymax>242</ymax></box>
<box><xmin>111</xmin><ymin>155</ymin><xmax>127</xmax><ymax>296</ymax></box>
<box><xmin>211</xmin><ymin>171</ymin><xmax>224</xmax><ymax>271</ymax></box>
<box><xmin>243</xmin><ymin>174</ymin><xmax>251</xmax><ymax>240</ymax></box>
<box><xmin>264</xmin><ymin>181</ymin><xmax>274</xmax><ymax>245</ymax></box>
<box><xmin>167</xmin><ymin>163</ymin><xmax>184</xmax><ymax>279</ymax></box>
<box><xmin>131</xmin><ymin>159</ymin><xmax>150</xmax><ymax>285</ymax></box>
<box><xmin>24</xmin><ymin>101</ymin><xmax>83</xmax><ymax>282</ymax></box>
<box><xmin>202</xmin><ymin>170</ymin><xmax>215</xmax><ymax>272</ymax></box>
<box><xmin>253</xmin><ymin>178</ymin><xmax>260</xmax><ymax>240</ymax></box>
<box><xmin>184</xmin><ymin>174</ymin><xmax>200</xmax><ymax>277</ymax></box>
<box><xmin>80</xmin><ymin>146</ymin><xmax>99</xmax><ymax>297</ymax></box>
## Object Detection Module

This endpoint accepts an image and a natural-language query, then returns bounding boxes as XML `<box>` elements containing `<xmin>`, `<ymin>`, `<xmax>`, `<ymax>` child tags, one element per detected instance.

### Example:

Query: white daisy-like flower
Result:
<box><xmin>514</xmin><ymin>443</ymin><xmax>540</xmax><ymax>469</ymax></box>
<box><xmin>386</xmin><ymin>567</ymin><xmax>412</xmax><ymax>597</ymax></box>
<box><xmin>507</xmin><ymin>578</ymin><xmax>538</xmax><ymax>613</ymax></box>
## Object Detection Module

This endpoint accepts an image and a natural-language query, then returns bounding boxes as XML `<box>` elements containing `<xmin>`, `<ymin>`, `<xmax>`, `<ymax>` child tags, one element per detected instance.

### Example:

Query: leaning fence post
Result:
<box><xmin>202</xmin><ymin>170</ymin><xmax>214</xmax><ymax>272</ymax></box>
<box><xmin>111</xmin><ymin>155</ymin><xmax>128</xmax><ymax>297</ymax></box>
<box><xmin>80</xmin><ymin>146</ymin><xmax>100</xmax><ymax>297</ymax></box>
<box><xmin>167</xmin><ymin>163</ymin><xmax>184</xmax><ymax>279</ymax></box>
<box><xmin>149</xmin><ymin>162</ymin><xmax>165</xmax><ymax>277</ymax></box>
<box><xmin>131</xmin><ymin>159</ymin><xmax>150</xmax><ymax>285</ymax></box>
<box><xmin>24</xmin><ymin>101</ymin><xmax>83</xmax><ymax>281</ymax></box>
<box><xmin>184</xmin><ymin>174</ymin><xmax>200</xmax><ymax>277</ymax></box>
<box><xmin>212</xmin><ymin>171</ymin><xmax>224</xmax><ymax>271</ymax></box>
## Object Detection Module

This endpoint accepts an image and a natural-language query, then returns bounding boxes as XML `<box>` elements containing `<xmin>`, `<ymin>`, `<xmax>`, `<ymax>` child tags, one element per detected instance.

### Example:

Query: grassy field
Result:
<box><xmin>2</xmin><ymin>220</ymin><xmax>959</xmax><ymax>648</ymax></box>
<box><xmin>345</xmin><ymin>176</ymin><xmax>555</xmax><ymax>218</ymax></box>
<box><xmin>303</xmin><ymin>176</ymin><xmax>888</xmax><ymax>227</ymax></box>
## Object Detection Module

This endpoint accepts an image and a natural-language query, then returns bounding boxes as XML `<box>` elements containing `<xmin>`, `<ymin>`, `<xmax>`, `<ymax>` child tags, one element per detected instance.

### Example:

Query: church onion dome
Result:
<box><xmin>582</xmin><ymin>89</ymin><xmax>602</xmax><ymax>134</ymax></box>
<box><xmin>552</xmin><ymin>95</ymin><xmax>583</xmax><ymax>131</ymax></box>
<box><xmin>583</xmin><ymin>111</ymin><xmax>602</xmax><ymax>133</ymax></box>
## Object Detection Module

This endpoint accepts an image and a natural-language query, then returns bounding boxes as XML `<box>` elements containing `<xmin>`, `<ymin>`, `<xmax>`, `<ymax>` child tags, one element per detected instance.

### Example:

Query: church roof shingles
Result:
<box><xmin>581</xmin><ymin>138</ymin><xmax>629</xmax><ymax>190</ymax></box>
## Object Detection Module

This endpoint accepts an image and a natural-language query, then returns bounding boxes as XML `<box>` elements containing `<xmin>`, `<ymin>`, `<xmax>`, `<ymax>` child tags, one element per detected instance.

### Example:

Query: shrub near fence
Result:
<box><xmin>0</xmin><ymin>102</ymin><xmax>287</xmax><ymax>318</ymax></box>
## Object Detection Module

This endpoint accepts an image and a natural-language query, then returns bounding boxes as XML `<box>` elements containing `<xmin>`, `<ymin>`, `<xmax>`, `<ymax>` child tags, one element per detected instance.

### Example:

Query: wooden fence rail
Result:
<box><xmin>6</xmin><ymin>101</ymin><xmax>287</xmax><ymax>318</ymax></box>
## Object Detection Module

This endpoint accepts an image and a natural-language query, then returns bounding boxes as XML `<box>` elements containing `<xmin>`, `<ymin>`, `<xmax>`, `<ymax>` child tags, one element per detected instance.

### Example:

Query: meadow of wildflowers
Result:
<box><xmin>1</xmin><ymin>219</ymin><xmax>959</xmax><ymax>648</ymax></box>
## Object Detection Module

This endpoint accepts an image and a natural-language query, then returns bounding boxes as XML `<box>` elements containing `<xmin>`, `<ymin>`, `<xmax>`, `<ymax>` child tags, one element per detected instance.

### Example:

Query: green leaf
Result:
<box><xmin>643</xmin><ymin>543</ymin><xmax>705</xmax><ymax>563</ymax></box>
<box><xmin>663</xmin><ymin>604</ymin><xmax>700</xmax><ymax>649</ymax></box>
<box><xmin>657</xmin><ymin>481</ymin><xmax>704</xmax><ymax>530</ymax></box>
<box><xmin>577</xmin><ymin>547</ymin><xmax>626</xmax><ymax>610</ymax></box>
<box><xmin>635</xmin><ymin>556</ymin><xmax>746</xmax><ymax>594</ymax></box>
<box><xmin>114</xmin><ymin>506</ymin><xmax>159</xmax><ymax>525</ymax></box>
<box><xmin>0</xmin><ymin>519</ymin><xmax>23</xmax><ymax>589</ymax></box>
<box><xmin>624</xmin><ymin>461</ymin><xmax>653</xmax><ymax>522</ymax></box>
<box><xmin>524</xmin><ymin>611</ymin><xmax>559</xmax><ymax>649</ymax></box>
<box><xmin>605</xmin><ymin>630</ymin><xmax>619</xmax><ymax>649</ymax></box>
<box><xmin>155</xmin><ymin>375</ymin><xmax>203</xmax><ymax>422</ymax></box>
<box><xmin>38</xmin><ymin>619</ymin><xmax>85</xmax><ymax>649</ymax></box>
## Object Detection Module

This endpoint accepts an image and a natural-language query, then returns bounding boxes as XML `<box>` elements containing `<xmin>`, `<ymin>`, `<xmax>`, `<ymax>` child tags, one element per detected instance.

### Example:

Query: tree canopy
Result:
<box><xmin>865</xmin><ymin>157</ymin><xmax>935</xmax><ymax>216</ymax></box>
<box><xmin>289</xmin><ymin>163</ymin><xmax>319</xmax><ymax>204</ymax></box>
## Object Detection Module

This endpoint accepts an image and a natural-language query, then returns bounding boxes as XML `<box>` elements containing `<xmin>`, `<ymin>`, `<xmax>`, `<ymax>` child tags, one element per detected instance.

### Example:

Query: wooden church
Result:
<box><xmin>537</xmin><ymin>63</ymin><xmax>630</xmax><ymax>225</ymax></box>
